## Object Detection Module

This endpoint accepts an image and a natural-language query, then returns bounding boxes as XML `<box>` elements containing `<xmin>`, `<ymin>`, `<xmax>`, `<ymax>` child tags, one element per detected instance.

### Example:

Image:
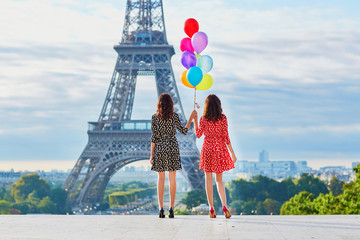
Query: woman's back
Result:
<box><xmin>196</xmin><ymin>114</ymin><xmax>230</xmax><ymax>145</ymax></box>
<box><xmin>151</xmin><ymin>112</ymin><xmax>188</xmax><ymax>143</ymax></box>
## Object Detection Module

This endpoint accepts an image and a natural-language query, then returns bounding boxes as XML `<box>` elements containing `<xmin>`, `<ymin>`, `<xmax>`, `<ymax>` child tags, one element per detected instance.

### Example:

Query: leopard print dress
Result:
<box><xmin>151</xmin><ymin>112</ymin><xmax>188</xmax><ymax>172</ymax></box>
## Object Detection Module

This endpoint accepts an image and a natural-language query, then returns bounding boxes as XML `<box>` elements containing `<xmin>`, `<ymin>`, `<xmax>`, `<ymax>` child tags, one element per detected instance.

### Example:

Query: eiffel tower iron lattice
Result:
<box><xmin>63</xmin><ymin>0</ymin><xmax>205</xmax><ymax>208</ymax></box>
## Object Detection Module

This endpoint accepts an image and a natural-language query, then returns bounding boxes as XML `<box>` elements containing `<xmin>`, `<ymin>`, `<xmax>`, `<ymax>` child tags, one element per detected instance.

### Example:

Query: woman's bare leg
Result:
<box><xmin>205</xmin><ymin>172</ymin><xmax>214</xmax><ymax>209</ymax></box>
<box><xmin>215</xmin><ymin>173</ymin><xmax>227</xmax><ymax>207</ymax></box>
<box><xmin>158</xmin><ymin>171</ymin><xmax>165</xmax><ymax>208</ymax></box>
<box><xmin>168</xmin><ymin>171</ymin><xmax>176</xmax><ymax>208</ymax></box>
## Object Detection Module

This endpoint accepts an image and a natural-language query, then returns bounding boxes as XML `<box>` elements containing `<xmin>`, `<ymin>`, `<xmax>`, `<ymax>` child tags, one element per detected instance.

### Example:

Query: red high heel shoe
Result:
<box><xmin>209</xmin><ymin>208</ymin><xmax>216</xmax><ymax>218</ymax></box>
<box><xmin>223</xmin><ymin>206</ymin><xmax>231</xmax><ymax>218</ymax></box>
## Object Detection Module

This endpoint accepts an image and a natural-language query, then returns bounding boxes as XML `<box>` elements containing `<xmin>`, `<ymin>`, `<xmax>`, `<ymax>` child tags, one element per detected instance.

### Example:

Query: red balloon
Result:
<box><xmin>184</xmin><ymin>18</ymin><xmax>199</xmax><ymax>38</ymax></box>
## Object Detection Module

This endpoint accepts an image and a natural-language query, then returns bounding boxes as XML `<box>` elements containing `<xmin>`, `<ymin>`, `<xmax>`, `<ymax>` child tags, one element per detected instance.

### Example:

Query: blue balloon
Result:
<box><xmin>197</xmin><ymin>55</ymin><xmax>213</xmax><ymax>74</ymax></box>
<box><xmin>187</xmin><ymin>66</ymin><xmax>203</xmax><ymax>87</ymax></box>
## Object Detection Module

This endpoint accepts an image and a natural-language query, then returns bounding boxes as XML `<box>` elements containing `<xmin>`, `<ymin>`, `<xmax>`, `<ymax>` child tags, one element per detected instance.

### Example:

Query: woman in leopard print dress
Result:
<box><xmin>150</xmin><ymin>93</ymin><xmax>196</xmax><ymax>218</ymax></box>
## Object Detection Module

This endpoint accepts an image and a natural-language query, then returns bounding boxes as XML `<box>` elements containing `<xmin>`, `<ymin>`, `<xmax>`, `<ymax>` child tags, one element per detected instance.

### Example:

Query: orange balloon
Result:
<box><xmin>181</xmin><ymin>70</ymin><xmax>194</xmax><ymax>88</ymax></box>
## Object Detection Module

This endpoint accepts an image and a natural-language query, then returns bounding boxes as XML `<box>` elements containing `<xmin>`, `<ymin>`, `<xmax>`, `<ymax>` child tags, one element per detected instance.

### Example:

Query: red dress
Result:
<box><xmin>196</xmin><ymin>114</ymin><xmax>234</xmax><ymax>174</ymax></box>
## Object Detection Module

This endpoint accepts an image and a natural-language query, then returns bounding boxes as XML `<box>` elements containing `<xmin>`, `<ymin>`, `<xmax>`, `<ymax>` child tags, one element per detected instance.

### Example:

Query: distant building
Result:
<box><xmin>319</xmin><ymin>166</ymin><xmax>347</xmax><ymax>174</ymax></box>
<box><xmin>0</xmin><ymin>171</ymin><xmax>21</xmax><ymax>186</ymax></box>
<box><xmin>296</xmin><ymin>161</ymin><xmax>310</xmax><ymax>173</ymax></box>
<box><xmin>238</xmin><ymin>151</ymin><xmax>312</xmax><ymax>180</ymax></box>
<box><xmin>259</xmin><ymin>150</ymin><xmax>269</xmax><ymax>162</ymax></box>
<box><xmin>272</xmin><ymin>161</ymin><xmax>297</xmax><ymax>177</ymax></box>
<box><xmin>317</xmin><ymin>166</ymin><xmax>352</xmax><ymax>182</ymax></box>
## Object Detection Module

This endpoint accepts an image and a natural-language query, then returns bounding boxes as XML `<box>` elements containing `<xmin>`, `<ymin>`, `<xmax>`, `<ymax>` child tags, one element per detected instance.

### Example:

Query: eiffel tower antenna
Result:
<box><xmin>63</xmin><ymin>0</ymin><xmax>204</xmax><ymax>208</ymax></box>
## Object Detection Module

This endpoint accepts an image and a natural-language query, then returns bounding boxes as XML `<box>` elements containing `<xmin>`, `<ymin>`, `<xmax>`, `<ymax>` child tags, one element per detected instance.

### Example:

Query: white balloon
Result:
<box><xmin>197</xmin><ymin>55</ymin><xmax>213</xmax><ymax>74</ymax></box>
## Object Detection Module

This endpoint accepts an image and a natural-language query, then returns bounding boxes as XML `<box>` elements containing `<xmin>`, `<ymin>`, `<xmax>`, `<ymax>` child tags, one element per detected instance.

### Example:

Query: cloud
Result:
<box><xmin>0</xmin><ymin>0</ymin><xmax>124</xmax><ymax>45</ymax></box>
<box><xmin>237</xmin><ymin>124</ymin><xmax>360</xmax><ymax>135</ymax></box>
<box><xmin>0</xmin><ymin>125</ymin><xmax>51</xmax><ymax>136</ymax></box>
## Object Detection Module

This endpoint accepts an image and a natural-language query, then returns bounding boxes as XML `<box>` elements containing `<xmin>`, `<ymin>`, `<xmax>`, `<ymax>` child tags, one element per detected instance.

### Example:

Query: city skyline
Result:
<box><xmin>1</xmin><ymin>0</ymin><xmax>359</xmax><ymax>170</ymax></box>
<box><xmin>0</xmin><ymin>151</ymin><xmax>357</xmax><ymax>172</ymax></box>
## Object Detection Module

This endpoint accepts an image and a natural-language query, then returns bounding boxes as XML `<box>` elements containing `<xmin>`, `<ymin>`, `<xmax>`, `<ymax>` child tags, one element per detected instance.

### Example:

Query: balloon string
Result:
<box><xmin>194</xmin><ymin>87</ymin><xmax>196</xmax><ymax>110</ymax></box>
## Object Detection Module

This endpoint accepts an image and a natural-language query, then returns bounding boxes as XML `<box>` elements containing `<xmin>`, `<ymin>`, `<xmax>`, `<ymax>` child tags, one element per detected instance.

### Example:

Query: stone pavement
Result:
<box><xmin>0</xmin><ymin>215</ymin><xmax>360</xmax><ymax>240</ymax></box>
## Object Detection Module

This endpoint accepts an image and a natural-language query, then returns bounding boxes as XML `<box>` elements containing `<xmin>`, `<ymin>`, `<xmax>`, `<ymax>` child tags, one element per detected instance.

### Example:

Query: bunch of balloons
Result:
<box><xmin>180</xmin><ymin>18</ymin><xmax>213</xmax><ymax>91</ymax></box>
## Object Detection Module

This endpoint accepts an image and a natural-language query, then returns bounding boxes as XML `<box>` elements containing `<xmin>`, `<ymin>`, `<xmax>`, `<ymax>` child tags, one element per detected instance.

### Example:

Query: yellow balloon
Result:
<box><xmin>181</xmin><ymin>70</ymin><xmax>194</xmax><ymax>88</ymax></box>
<box><xmin>196</xmin><ymin>74</ymin><xmax>213</xmax><ymax>90</ymax></box>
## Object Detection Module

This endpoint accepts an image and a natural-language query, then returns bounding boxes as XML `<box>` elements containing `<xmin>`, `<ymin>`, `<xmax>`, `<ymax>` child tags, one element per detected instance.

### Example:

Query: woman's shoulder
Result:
<box><xmin>200</xmin><ymin>115</ymin><xmax>226</xmax><ymax>122</ymax></box>
<box><xmin>152</xmin><ymin>114</ymin><xmax>158</xmax><ymax>119</ymax></box>
<box><xmin>220</xmin><ymin>114</ymin><xmax>228</xmax><ymax>122</ymax></box>
<box><xmin>199</xmin><ymin>116</ymin><xmax>208</xmax><ymax>125</ymax></box>
<box><xmin>172</xmin><ymin>112</ymin><xmax>179</xmax><ymax>119</ymax></box>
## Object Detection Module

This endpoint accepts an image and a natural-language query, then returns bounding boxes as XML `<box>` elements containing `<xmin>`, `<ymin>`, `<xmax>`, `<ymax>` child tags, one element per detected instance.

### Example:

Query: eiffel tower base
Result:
<box><xmin>63</xmin><ymin>124</ymin><xmax>204</xmax><ymax>208</ymax></box>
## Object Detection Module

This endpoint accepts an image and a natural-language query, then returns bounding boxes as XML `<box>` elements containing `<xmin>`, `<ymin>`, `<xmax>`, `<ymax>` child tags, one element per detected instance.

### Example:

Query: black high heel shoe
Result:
<box><xmin>169</xmin><ymin>207</ymin><xmax>174</xmax><ymax>218</ymax></box>
<box><xmin>159</xmin><ymin>208</ymin><xmax>165</xmax><ymax>218</ymax></box>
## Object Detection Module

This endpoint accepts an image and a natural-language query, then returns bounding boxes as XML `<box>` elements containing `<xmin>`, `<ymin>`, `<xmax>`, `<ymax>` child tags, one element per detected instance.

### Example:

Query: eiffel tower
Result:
<box><xmin>63</xmin><ymin>0</ymin><xmax>204</xmax><ymax>208</ymax></box>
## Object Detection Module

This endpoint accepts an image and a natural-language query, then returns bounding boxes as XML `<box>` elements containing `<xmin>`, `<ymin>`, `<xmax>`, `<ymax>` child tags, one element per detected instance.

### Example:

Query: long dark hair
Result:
<box><xmin>156</xmin><ymin>93</ymin><xmax>174</xmax><ymax>120</ymax></box>
<box><xmin>203</xmin><ymin>94</ymin><xmax>223</xmax><ymax>122</ymax></box>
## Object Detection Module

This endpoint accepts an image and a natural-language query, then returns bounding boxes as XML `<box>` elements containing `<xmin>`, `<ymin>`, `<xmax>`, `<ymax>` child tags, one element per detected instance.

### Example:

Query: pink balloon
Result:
<box><xmin>180</xmin><ymin>38</ymin><xmax>194</xmax><ymax>52</ymax></box>
<box><xmin>192</xmin><ymin>32</ymin><xmax>208</xmax><ymax>54</ymax></box>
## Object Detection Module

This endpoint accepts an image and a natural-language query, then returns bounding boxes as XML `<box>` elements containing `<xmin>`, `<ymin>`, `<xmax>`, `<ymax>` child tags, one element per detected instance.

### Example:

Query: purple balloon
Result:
<box><xmin>181</xmin><ymin>51</ymin><xmax>197</xmax><ymax>69</ymax></box>
<box><xmin>192</xmin><ymin>32</ymin><xmax>208</xmax><ymax>54</ymax></box>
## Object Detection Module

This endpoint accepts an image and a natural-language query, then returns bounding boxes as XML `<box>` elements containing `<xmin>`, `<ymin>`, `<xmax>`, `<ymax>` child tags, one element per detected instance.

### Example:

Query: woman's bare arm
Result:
<box><xmin>150</xmin><ymin>142</ymin><xmax>155</xmax><ymax>165</ymax></box>
<box><xmin>193</xmin><ymin>111</ymin><xmax>198</xmax><ymax>131</ymax></box>
<box><xmin>227</xmin><ymin>143</ymin><xmax>237</xmax><ymax>163</ymax></box>
<box><xmin>186</xmin><ymin>110</ymin><xmax>197</xmax><ymax>129</ymax></box>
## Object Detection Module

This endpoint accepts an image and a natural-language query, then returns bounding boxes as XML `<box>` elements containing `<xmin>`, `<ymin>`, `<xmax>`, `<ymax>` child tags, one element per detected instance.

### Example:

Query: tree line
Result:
<box><xmin>0</xmin><ymin>174</ymin><xmax>71</xmax><ymax>214</ymax></box>
<box><xmin>2</xmin><ymin>166</ymin><xmax>358</xmax><ymax>215</ymax></box>
<box><xmin>281</xmin><ymin>165</ymin><xmax>360</xmax><ymax>215</ymax></box>
<box><xmin>0</xmin><ymin>176</ymin><xmax>158</xmax><ymax>214</ymax></box>
<box><xmin>181</xmin><ymin>169</ymin><xmax>351</xmax><ymax>215</ymax></box>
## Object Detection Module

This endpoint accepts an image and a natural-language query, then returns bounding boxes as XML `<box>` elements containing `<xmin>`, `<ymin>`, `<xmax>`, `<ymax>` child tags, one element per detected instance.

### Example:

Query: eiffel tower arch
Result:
<box><xmin>63</xmin><ymin>0</ymin><xmax>204</xmax><ymax>208</ymax></box>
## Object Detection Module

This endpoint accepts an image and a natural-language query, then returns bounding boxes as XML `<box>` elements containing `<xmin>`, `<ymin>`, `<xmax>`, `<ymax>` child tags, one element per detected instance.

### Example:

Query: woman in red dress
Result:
<box><xmin>194</xmin><ymin>94</ymin><xmax>237</xmax><ymax>218</ymax></box>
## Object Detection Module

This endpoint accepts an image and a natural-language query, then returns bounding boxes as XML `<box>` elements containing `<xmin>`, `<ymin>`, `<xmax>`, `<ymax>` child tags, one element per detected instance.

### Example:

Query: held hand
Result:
<box><xmin>232</xmin><ymin>153</ymin><xmax>237</xmax><ymax>163</ymax></box>
<box><xmin>189</xmin><ymin>110</ymin><xmax>194</xmax><ymax>119</ymax></box>
<box><xmin>191</xmin><ymin>110</ymin><xmax>197</xmax><ymax>120</ymax></box>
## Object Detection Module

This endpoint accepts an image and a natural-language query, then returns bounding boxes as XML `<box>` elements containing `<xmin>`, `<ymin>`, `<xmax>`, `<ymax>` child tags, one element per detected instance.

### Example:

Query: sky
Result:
<box><xmin>0</xmin><ymin>0</ymin><xmax>359</xmax><ymax>171</ymax></box>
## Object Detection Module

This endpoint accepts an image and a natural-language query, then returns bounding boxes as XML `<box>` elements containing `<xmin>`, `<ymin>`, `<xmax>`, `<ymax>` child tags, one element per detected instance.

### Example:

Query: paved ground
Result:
<box><xmin>1</xmin><ymin>215</ymin><xmax>360</xmax><ymax>240</ymax></box>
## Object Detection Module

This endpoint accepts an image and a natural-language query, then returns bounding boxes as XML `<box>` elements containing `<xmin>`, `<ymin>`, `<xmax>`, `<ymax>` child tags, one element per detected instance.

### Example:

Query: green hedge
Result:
<box><xmin>108</xmin><ymin>187</ymin><xmax>156</xmax><ymax>207</ymax></box>
<box><xmin>280</xmin><ymin>165</ymin><xmax>360</xmax><ymax>215</ymax></box>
